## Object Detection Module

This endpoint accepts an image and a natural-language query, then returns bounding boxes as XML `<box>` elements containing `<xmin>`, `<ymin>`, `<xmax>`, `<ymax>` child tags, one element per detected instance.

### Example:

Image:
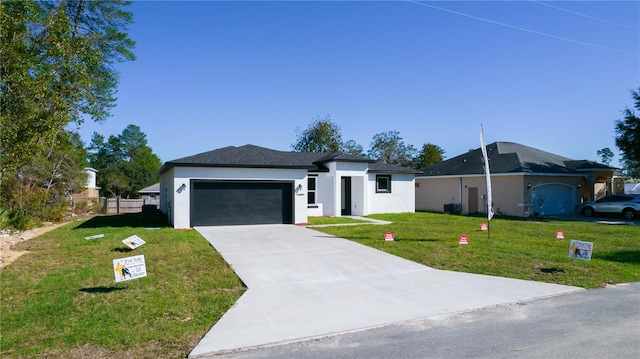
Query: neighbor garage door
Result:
<box><xmin>532</xmin><ymin>184</ymin><xmax>574</xmax><ymax>215</ymax></box>
<box><xmin>191</xmin><ymin>181</ymin><xmax>293</xmax><ymax>226</ymax></box>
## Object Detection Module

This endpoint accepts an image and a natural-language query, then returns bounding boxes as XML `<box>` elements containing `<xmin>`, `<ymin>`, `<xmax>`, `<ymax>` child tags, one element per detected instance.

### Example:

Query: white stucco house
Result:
<box><xmin>158</xmin><ymin>145</ymin><xmax>420</xmax><ymax>228</ymax></box>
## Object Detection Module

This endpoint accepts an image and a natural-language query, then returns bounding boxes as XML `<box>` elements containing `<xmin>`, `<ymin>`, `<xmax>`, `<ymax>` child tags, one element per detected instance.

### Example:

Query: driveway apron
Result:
<box><xmin>189</xmin><ymin>225</ymin><xmax>582</xmax><ymax>357</ymax></box>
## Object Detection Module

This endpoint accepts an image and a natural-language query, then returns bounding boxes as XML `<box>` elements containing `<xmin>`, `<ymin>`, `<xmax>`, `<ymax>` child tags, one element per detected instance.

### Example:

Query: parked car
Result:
<box><xmin>580</xmin><ymin>194</ymin><xmax>640</xmax><ymax>220</ymax></box>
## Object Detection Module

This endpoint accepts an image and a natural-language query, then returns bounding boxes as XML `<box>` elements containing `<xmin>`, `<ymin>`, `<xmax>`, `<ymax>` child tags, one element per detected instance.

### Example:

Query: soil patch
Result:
<box><xmin>1</xmin><ymin>222</ymin><xmax>69</xmax><ymax>269</ymax></box>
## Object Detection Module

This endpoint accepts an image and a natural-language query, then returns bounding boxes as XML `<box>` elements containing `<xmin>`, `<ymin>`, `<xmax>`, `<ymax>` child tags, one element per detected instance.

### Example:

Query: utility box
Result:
<box><xmin>141</xmin><ymin>204</ymin><xmax>157</xmax><ymax>218</ymax></box>
<box><xmin>444</xmin><ymin>203</ymin><xmax>461</xmax><ymax>214</ymax></box>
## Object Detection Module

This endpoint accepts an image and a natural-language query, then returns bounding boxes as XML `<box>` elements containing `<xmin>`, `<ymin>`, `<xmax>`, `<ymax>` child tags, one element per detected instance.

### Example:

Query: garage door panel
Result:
<box><xmin>191</xmin><ymin>181</ymin><xmax>293</xmax><ymax>226</ymax></box>
<box><xmin>532</xmin><ymin>185</ymin><xmax>574</xmax><ymax>216</ymax></box>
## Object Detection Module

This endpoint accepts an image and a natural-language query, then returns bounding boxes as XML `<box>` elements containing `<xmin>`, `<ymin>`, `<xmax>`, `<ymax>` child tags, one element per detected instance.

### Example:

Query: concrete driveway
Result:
<box><xmin>189</xmin><ymin>224</ymin><xmax>582</xmax><ymax>358</ymax></box>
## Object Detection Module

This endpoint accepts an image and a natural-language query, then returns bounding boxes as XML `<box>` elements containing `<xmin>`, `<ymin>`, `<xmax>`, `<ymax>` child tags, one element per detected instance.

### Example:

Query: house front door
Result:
<box><xmin>341</xmin><ymin>177</ymin><xmax>352</xmax><ymax>215</ymax></box>
<box><xmin>468</xmin><ymin>187</ymin><xmax>478</xmax><ymax>214</ymax></box>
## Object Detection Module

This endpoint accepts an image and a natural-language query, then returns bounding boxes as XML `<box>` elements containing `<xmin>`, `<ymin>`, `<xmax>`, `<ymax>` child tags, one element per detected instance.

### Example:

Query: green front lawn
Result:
<box><xmin>0</xmin><ymin>214</ymin><xmax>245</xmax><ymax>359</ymax></box>
<box><xmin>311</xmin><ymin>212</ymin><xmax>640</xmax><ymax>289</ymax></box>
<box><xmin>1</xmin><ymin>212</ymin><xmax>638</xmax><ymax>358</ymax></box>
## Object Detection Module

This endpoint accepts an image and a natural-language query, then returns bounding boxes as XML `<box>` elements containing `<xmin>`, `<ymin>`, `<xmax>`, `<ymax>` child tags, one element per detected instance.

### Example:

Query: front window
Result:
<box><xmin>308</xmin><ymin>177</ymin><xmax>317</xmax><ymax>204</ymax></box>
<box><xmin>376</xmin><ymin>175</ymin><xmax>391</xmax><ymax>193</ymax></box>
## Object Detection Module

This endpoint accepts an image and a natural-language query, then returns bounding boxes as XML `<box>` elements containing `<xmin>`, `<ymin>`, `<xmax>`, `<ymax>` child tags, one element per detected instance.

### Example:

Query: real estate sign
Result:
<box><xmin>122</xmin><ymin>235</ymin><xmax>146</xmax><ymax>250</ymax></box>
<box><xmin>113</xmin><ymin>255</ymin><xmax>147</xmax><ymax>283</ymax></box>
<box><xmin>568</xmin><ymin>240</ymin><xmax>593</xmax><ymax>261</ymax></box>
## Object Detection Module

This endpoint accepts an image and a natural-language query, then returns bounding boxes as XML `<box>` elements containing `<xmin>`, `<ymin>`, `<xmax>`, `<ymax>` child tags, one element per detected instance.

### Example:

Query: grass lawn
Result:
<box><xmin>0</xmin><ymin>214</ymin><xmax>245</xmax><ymax>359</ymax></box>
<box><xmin>311</xmin><ymin>212</ymin><xmax>640</xmax><ymax>289</ymax></box>
<box><xmin>1</xmin><ymin>212</ymin><xmax>638</xmax><ymax>358</ymax></box>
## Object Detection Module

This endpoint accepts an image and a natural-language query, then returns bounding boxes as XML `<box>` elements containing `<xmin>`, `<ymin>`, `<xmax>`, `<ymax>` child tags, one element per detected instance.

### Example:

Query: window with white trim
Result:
<box><xmin>376</xmin><ymin>175</ymin><xmax>391</xmax><ymax>193</ymax></box>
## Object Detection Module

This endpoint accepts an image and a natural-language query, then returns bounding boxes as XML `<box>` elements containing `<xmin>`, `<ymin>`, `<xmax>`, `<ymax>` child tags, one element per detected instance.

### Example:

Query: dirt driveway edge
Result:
<box><xmin>0</xmin><ymin>222</ymin><xmax>69</xmax><ymax>269</ymax></box>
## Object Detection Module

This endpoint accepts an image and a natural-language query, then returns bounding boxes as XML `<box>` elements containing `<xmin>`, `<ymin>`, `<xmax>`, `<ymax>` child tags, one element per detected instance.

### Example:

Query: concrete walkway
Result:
<box><xmin>189</xmin><ymin>224</ymin><xmax>582</xmax><ymax>358</ymax></box>
<box><xmin>306</xmin><ymin>215</ymin><xmax>392</xmax><ymax>227</ymax></box>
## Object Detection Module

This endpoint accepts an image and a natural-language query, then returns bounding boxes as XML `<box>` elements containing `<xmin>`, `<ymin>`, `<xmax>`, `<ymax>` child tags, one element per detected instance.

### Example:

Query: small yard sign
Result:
<box><xmin>123</xmin><ymin>235</ymin><xmax>146</xmax><ymax>250</ymax></box>
<box><xmin>384</xmin><ymin>232</ymin><xmax>395</xmax><ymax>241</ymax></box>
<box><xmin>459</xmin><ymin>235</ymin><xmax>469</xmax><ymax>245</ymax></box>
<box><xmin>113</xmin><ymin>255</ymin><xmax>147</xmax><ymax>283</ymax></box>
<box><xmin>568</xmin><ymin>240</ymin><xmax>593</xmax><ymax>261</ymax></box>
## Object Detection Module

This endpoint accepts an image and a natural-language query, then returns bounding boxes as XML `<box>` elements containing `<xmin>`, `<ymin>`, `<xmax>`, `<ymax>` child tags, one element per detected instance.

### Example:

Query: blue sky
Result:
<box><xmin>73</xmin><ymin>1</ymin><xmax>639</xmax><ymax>167</ymax></box>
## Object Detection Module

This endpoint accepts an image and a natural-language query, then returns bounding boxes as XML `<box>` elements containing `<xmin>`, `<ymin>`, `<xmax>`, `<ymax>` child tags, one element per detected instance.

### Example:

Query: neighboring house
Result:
<box><xmin>158</xmin><ymin>145</ymin><xmax>420</xmax><ymax>228</ymax></box>
<box><xmin>139</xmin><ymin>183</ymin><xmax>161</xmax><ymax>208</ymax></box>
<box><xmin>416</xmin><ymin>142</ymin><xmax>620</xmax><ymax>217</ymax></box>
<box><xmin>72</xmin><ymin>167</ymin><xmax>100</xmax><ymax>205</ymax></box>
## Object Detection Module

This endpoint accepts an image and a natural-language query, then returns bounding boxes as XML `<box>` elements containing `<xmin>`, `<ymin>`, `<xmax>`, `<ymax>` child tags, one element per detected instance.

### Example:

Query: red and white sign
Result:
<box><xmin>480</xmin><ymin>223</ymin><xmax>488</xmax><ymax>231</ymax></box>
<box><xmin>384</xmin><ymin>232</ymin><xmax>395</xmax><ymax>241</ymax></box>
<box><xmin>459</xmin><ymin>235</ymin><xmax>469</xmax><ymax>245</ymax></box>
<box><xmin>556</xmin><ymin>230</ymin><xmax>565</xmax><ymax>239</ymax></box>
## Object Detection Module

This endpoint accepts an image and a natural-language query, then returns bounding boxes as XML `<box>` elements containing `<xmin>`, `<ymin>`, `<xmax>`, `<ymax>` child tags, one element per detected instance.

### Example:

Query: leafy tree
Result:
<box><xmin>341</xmin><ymin>139</ymin><xmax>365</xmax><ymax>156</ymax></box>
<box><xmin>4</xmin><ymin>130</ymin><xmax>88</xmax><ymax>228</ymax></box>
<box><xmin>415</xmin><ymin>143</ymin><xmax>446</xmax><ymax>169</ymax></box>
<box><xmin>88</xmin><ymin>125</ymin><xmax>161</xmax><ymax>198</ymax></box>
<box><xmin>615</xmin><ymin>88</ymin><xmax>640</xmax><ymax>177</ymax></box>
<box><xmin>367</xmin><ymin>131</ymin><xmax>417</xmax><ymax>168</ymax></box>
<box><xmin>0</xmin><ymin>0</ymin><xmax>135</xmax><ymax>225</ymax></box>
<box><xmin>596</xmin><ymin>147</ymin><xmax>614</xmax><ymax>166</ymax></box>
<box><xmin>292</xmin><ymin>116</ymin><xmax>343</xmax><ymax>153</ymax></box>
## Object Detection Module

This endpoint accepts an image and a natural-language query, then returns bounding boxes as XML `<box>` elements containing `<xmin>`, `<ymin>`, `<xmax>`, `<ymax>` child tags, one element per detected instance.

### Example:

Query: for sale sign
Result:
<box><xmin>568</xmin><ymin>240</ymin><xmax>593</xmax><ymax>261</ymax></box>
<box><xmin>122</xmin><ymin>235</ymin><xmax>146</xmax><ymax>250</ymax></box>
<box><xmin>113</xmin><ymin>255</ymin><xmax>147</xmax><ymax>283</ymax></box>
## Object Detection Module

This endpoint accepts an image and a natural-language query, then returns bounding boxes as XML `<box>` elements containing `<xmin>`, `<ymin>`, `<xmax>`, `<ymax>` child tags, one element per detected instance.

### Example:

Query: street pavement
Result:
<box><xmin>189</xmin><ymin>224</ymin><xmax>582</xmax><ymax>358</ymax></box>
<box><xmin>210</xmin><ymin>282</ymin><xmax>640</xmax><ymax>359</ymax></box>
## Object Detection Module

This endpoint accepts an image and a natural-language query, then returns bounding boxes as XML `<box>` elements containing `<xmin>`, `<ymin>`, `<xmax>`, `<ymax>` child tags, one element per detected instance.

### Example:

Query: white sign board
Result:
<box><xmin>568</xmin><ymin>240</ymin><xmax>593</xmax><ymax>261</ymax></box>
<box><xmin>113</xmin><ymin>255</ymin><xmax>147</xmax><ymax>282</ymax></box>
<box><xmin>122</xmin><ymin>235</ymin><xmax>146</xmax><ymax>250</ymax></box>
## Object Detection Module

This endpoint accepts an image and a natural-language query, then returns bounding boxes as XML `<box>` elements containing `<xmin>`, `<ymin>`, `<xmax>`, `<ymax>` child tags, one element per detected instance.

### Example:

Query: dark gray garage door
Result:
<box><xmin>191</xmin><ymin>181</ymin><xmax>293</xmax><ymax>226</ymax></box>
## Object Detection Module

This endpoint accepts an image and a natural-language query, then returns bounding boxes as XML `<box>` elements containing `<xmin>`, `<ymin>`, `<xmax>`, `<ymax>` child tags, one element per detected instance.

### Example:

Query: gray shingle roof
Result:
<box><xmin>159</xmin><ymin>145</ymin><xmax>419</xmax><ymax>175</ymax></box>
<box><xmin>369</xmin><ymin>162</ymin><xmax>423</xmax><ymax>174</ymax></box>
<box><xmin>139</xmin><ymin>183</ymin><xmax>160</xmax><ymax>193</ymax></box>
<box><xmin>418</xmin><ymin>142</ymin><xmax>615</xmax><ymax>177</ymax></box>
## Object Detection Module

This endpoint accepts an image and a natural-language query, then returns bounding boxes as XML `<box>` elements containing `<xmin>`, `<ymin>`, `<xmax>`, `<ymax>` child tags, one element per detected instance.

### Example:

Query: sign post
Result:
<box><xmin>480</xmin><ymin>125</ymin><xmax>494</xmax><ymax>239</ymax></box>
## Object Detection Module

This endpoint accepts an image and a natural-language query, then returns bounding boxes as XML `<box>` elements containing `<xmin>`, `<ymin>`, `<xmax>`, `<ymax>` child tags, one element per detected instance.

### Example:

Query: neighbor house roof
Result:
<box><xmin>139</xmin><ymin>183</ymin><xmax>160</xmax><ymax>194</ymax></box>
<box><xmin>159</xmin><ymin>144</ymin><xmax>420</xmax><ymax>175</ymax></box>
<box><xmin>418</xmin><ymin>142</ymin><xmax>615</xmax><ymax>177</ymax></box>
